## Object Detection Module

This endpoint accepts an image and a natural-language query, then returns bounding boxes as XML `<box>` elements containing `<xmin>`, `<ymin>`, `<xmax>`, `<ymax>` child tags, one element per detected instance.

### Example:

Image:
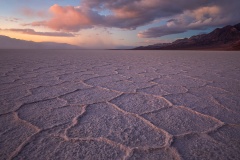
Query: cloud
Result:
<box><xmin>26</xmin><ymin>4</ymin><xmax>98</xmax><ymax>31</ymax></box>
<box><xmin>26</xmin><ymin>0</ymin><xmax>240</xmax><ymax>36</ymax></box>
<box><xmin>1</xmin><ymin>17</ymin><xmax>20</xmax><ymax>22</ymax></box>
<box><xmin>20</xmin><ymin>7</ymin><xmax>48</xmax><ymax>18</ymax></box>
<box><xmin>3</xmin><ymin>28</ymin><xmax>74</xmax><ymax>37</ymax></box>
<box><xmin>139</xmin><ymin>2</ymin><xmax>240</xmax><ymax>38</ymax></box>
<box><xmin>138</xmin><ymin>26</ymin><xmax>186</xmax><ymax>38</ymax></box>
<box><xmin>27</xmin><ymin>1</ymin><xmax>213</xmax><ymax>31</ymax></box>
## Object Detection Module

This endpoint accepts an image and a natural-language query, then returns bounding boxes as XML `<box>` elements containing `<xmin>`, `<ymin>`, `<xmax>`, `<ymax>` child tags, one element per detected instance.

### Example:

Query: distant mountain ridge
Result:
<box><xmin>134</xmin><ymin>23</ymin><xmax>240</xmax><ymax>50</ymax></box>
<box><xmin>0</xmin><ymin>35</ymin><xmax>81</xmax><ymax>49</ymax></box>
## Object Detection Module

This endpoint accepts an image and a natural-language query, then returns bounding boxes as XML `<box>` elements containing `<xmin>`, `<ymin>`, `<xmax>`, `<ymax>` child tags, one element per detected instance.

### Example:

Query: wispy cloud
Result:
<box><xmin>20</xmin><ymin>7</ymin><xmax>49</xmax><ymax>18</ymax></box>
<box><xmin>2</xmin><ymin>28</ymin><xmax>75</xmax><ymax>37</ymax></box>
<box><xmin>0</xmin><ymin>16</ymin><xmax>21</xmax><ymax>22</ymax></box>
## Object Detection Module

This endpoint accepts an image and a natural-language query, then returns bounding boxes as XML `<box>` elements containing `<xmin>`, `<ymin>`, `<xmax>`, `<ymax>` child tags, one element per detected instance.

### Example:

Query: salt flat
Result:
<box><xmin>0</xmin><ymin>49</ymin><xmax>240</xmax><ymax>160</ymax></box>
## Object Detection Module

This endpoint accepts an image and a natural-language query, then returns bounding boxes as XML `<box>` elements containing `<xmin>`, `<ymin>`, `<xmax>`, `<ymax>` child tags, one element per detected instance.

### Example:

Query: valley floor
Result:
<box><xmin>0</xmin><ymin>50</ymin><xmax>240</xmax><ymax>160</ymax></box>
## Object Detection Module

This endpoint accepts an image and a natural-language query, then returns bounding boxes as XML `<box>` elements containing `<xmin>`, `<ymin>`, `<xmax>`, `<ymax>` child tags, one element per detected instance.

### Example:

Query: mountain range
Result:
<box><xmin>1</xmin><ymin>23</ymin><xmax>240</xmax><ymax>50</ymax></box>
<box><xmin>134</xmin><ymin>23</ymin><xmax>240</xmax><ymax>50</ymax></box>
<box><xmin>0</xmin><ymin>35</ymin><xmax>81</xmax><ymax>49</ymax></box>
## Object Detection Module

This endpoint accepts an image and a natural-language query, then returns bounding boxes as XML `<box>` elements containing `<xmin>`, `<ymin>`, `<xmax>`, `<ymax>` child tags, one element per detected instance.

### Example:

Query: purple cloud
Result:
<box><xmin>138</xmin><ymin>26</ymin><xmax>187</xmax><ymax>38</ymax></box>
<box><xmin>3</xmin><ymin>28</ymin><xmax>75</xmax><ymax>37</ymax></box>
<box><xmin>139</xmin><ymin>1</ymin><xmax>240</xmax><ymax>38</ymax></box>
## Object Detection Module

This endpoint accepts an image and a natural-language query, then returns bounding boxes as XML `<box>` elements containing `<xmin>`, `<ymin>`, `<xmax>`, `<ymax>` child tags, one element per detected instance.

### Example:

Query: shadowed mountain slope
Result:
<box><xmin>134</xmin><ymin>23</ymin><xmax>240</xmax><ymax>50</ymax></box>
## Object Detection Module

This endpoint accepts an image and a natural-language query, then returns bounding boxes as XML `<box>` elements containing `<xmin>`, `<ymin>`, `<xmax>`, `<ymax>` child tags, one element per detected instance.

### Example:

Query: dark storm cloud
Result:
<box><xmin>139</xmin><ymin>0</ymin><xmax>240</xmax><ymax>38</ymax></box>
<box><xmin>138</xmin><ymin>26</ymin><xmax>187</xmax><ymax>38</ymax></box>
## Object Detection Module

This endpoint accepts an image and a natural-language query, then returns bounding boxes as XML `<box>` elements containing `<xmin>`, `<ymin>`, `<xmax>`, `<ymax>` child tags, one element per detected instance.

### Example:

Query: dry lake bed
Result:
<box><xmin>0</xmin><ymin>50</ymin><xmax>240</xmax><ymax>160</ymax></box>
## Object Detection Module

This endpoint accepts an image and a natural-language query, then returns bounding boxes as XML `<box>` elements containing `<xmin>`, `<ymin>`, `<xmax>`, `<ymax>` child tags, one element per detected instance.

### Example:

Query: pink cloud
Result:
<box><xmin>47</xmin><ymin>4</ymin><xmax>94</xmax><ymax>31</ymax></box>
<box><xmin>28</xmin><ymin>4</ymin><xmax>96</xmax><ymax>32</ymax></box>
<box><xmin>20</xmin><ymin>8</ymin><xmax>48</xmax><ymax>18</ymax></box>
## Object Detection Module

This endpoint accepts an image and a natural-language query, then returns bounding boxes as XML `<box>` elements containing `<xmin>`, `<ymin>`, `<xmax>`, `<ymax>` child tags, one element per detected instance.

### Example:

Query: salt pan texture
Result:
<box><xmin>0</xmin><ymin>50</ymin><xmax>240</xmax><ymax>159</ymax></box>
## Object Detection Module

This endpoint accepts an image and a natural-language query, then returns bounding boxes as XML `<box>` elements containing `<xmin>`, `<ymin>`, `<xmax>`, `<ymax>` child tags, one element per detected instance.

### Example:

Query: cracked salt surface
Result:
<box><xmin>0</xmin><ymin>50</ymin><xmax>240</xmax><ymax>160</ymax></box>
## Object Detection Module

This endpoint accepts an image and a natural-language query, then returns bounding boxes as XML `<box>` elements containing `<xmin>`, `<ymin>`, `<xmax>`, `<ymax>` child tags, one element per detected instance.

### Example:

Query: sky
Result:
<box><xmin>0</xmin><ymin>0</ymin><xmax>239</xmax><ymax>49</ymax></box>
